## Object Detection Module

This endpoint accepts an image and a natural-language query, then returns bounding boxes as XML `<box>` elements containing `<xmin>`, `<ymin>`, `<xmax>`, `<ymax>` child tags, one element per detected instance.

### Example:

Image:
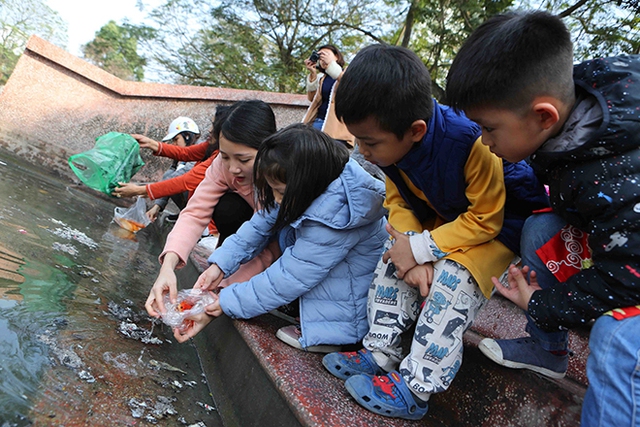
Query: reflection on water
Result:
<box><xmin>0</xmin><ymin>152</ymin><xmax>221</xmax><ymax>426</ymax></box>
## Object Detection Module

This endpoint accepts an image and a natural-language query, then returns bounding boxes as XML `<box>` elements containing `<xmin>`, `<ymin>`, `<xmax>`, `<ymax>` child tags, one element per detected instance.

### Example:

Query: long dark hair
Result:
<box><xmin>254</xmin><ymin>123</ymin><xmax>349</xmax><ymax>231</ymax></box>
<box><xmin>202</xmin><ymin>104</ymin><xmax>232</xmax><ymax>161</ymax></box>
<box><xmin>220</xmin><ymin>100</ymin><xmax>277</xmax><ymax>149</ymax></box>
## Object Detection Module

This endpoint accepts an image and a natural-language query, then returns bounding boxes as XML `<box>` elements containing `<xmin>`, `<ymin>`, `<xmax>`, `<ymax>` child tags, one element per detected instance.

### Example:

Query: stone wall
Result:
<box><xmin>0</xmin><ymin>36</ymin><xmax>309</xmax><ymax>184</ymax></box>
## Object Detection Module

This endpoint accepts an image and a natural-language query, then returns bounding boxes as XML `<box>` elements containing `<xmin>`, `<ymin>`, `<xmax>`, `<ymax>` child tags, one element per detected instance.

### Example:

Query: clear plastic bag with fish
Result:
<box><xmin>161</xmin><ymin>289</ymin><xmax>217</xmax><ymax>331</ymax></box>
<box><xmin>113</xmin><ymin>196</ymin><xmax>151</xmax><ymax>232</ymax></box>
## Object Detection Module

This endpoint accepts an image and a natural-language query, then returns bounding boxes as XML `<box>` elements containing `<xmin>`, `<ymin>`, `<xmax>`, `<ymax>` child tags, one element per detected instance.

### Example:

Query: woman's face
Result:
<box><xmin>219</xmin><ymin>135</ymin><xmax>258</xmax><ymax>187</ymax></box>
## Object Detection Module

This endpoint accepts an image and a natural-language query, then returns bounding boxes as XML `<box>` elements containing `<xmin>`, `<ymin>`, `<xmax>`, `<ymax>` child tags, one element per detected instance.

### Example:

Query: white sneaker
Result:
<box><xmin>275</xmin><ymin>325</ymin><xmax>341</xmax><ymax>354</ymax></box>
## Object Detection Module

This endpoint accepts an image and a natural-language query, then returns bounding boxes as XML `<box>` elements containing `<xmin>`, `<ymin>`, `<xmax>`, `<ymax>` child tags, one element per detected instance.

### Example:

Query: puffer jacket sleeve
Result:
<box><xmin>218</xmin><ymin>220</ymin><xmax>362</xmax><ymax>319</ymax></box>
<box><xmin>208</xmin><ymin>209</ymin><xmax>278</xmax><ymax>277</ymax></box>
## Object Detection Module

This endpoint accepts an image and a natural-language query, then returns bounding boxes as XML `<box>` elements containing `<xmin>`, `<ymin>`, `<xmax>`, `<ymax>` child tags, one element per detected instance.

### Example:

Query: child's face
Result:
<box><xmin>171</xmin><ymin>134</ymin><xmax>187</xmax><ymax>147</ymax></box>
<box><xmin>465</xmin><ymin>107</ymin><xmax>548</xmax><ymax>163</ymax></box>
<box><xmin>346</xmin><ymin>116</ymin><xmax>419</xmax><ymax>167</ymax></box>
<box><xmin>219</xmin><ymin>135</ymin><xmax>258</xmax><ymax>187</ymax></box>
<box><xmin>266</xmin><ymin>177</ymin><xmax>286</xmax><ymax>205</ymax></box>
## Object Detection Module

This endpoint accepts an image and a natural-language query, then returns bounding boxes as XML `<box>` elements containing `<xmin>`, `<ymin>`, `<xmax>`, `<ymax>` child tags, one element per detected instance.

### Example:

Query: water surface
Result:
<box><xmin>0</xmin><ymin>152</ymin><xmax>221</xmax><ymax>426</ymax></box>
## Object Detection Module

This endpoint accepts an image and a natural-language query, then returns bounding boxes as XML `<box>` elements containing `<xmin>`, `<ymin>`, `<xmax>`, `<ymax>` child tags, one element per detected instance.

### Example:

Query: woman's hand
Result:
<box><xmin>146</xmin><ymin>204</ymin><xmax>162</xmax><ymax>222</ymax></box>
<box><xmin>317</xmin><ymin>50</ymin><xmax>336</xmax><ymax>70</ymax></box>
<box><xmin>131</xmin><ymin>134</ymin><xmax>160</xmax><ymax>152</ymax></box>
<box><xmin>173</xmin><ymin>311</ymin><xmax>214</xmax><ymax>343</ymax></box>
<box><xmin>193</xmin><ymin>264</ymin><xmax>225</xmax><ymax>291</ymax></box>
<box><xmin>145</xmin><ymin>253</ymin><xmax>180</xmax><ymax>317</ymax></box>
<box><xmin>403</xmin><ymin>264</ymin><xmax>434</xmax><ymax>297</ymax></box>
<box><xmin>492</xmin><ymin>265</ymin><xmax>541</xmax><ymax>311</ymax></box>
<box><xmin>112</xmin><ymin>182</ymin><xmax>147</xmax><ymax>198</ymax></box>
<box><xmin>304</xmin><ymin>59</ymin><xmax>317</xmax><ymax>74</ymax></box>
<box><xmin>382</xmin><ymin>224</ymin><xmax>418</xmax><ymax>279</ymax></box>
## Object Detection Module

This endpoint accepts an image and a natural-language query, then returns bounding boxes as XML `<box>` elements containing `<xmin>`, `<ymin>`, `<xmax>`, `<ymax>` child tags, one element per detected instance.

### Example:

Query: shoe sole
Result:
<box><xmin>478</xmin><ymin>339</ymin><xmax>566</xmax><ymax>379</ymax></box>
<box><xmin>344</xmin><ymin>375</ymin><xmax>427</xmax><ymax>420</ymax></box>
<box><xmin>269</xmin><ymin>309</ymin><xmax>298</xmax><ymax>324</ymax></box>
<box><xmin>275</xmin><ymin>328</ymin><xmax>341</xmax><ymax>354</ymax></box>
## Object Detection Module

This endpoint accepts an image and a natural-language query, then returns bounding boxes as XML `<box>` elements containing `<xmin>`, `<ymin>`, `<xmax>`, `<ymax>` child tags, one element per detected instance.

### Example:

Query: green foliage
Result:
<box><xmin>547</xmin><ymin>0</ymin><xmax>640</xmax><ymax>58</ymax></box>
<box><xmin>81</xmin><ymin>21</ymin><xmax>148</xmax><ymax>81</ymax></box>
<box><xmin>399</xmin><ymin>0</ymin><xmax>514</xmax><ymax>98</ymax></box>
<box><xmin>104</xmin><ymin>0</ymin><xmax>640</xmax><ymax>95</ymax></box>
<box><xmin>0</xmin><ymin>0</ymin><xmax>67</xmax><ymax>84</ymax></box>
<box><xmin>139</xmin><ymin>0</ymin><xmax>403</xmax><ymax>92</ymax></box>
<box><xmin>391</xmin><ymin>0</ymin><xmax>639</xmax><ymax>99</ymax></box>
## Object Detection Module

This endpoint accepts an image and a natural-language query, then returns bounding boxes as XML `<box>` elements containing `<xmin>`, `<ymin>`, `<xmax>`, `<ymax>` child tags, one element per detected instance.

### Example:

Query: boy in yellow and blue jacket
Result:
<box><xmin>321</xmin><ymin>44</ymin><xmax>549</xmax><ymax>420</ymax></box>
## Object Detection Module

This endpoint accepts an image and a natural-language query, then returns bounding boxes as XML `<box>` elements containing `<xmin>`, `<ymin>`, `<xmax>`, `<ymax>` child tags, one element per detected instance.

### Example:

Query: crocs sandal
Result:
<box><xmin>322</xmin><ymin>349</ymin><xmax>385</xmax><ymax>380</ymax></box>
<box><xmin>344</xmin><ymin>371</ymin><xmax>429</xmax><ymax>420</ymax></box>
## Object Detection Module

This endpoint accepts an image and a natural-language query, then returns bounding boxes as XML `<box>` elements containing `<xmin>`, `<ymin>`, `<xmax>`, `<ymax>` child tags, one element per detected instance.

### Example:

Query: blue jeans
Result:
<box><xmin>581</xmin><ymin>314</ymin><xmax>640</xmax><ymax>426</ymax></box>
<box><xmin>520</xmin><ymin>213</ymin><xmax>569</xmax><ymax>351</ymax></box>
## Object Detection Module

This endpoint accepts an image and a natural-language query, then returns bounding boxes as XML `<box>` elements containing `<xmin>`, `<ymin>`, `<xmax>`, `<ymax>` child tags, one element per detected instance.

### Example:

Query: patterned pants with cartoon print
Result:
<box><xmin>363</xmin><ymin>248</ymin><xmax>487</xmax><ymax>402</ymax></box>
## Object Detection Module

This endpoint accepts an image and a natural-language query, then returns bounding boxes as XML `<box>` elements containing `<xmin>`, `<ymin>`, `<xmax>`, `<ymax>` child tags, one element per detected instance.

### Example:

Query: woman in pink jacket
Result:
<box><xmin>146</xmin><ymin>100</ymin><xmax>278</xmax><ymax>314</ymax></box>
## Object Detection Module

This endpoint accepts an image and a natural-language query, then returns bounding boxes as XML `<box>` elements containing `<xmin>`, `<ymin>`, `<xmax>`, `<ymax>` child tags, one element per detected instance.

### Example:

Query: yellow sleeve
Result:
<box><xmin>430</xmin><ymin>138</ymin><xmax>506</xmax><ymax>253</ymax></box>
<box><xmin>384</xmin><ymin>178</ymin><xmax>423</xmax><ymax>233</ymax></box>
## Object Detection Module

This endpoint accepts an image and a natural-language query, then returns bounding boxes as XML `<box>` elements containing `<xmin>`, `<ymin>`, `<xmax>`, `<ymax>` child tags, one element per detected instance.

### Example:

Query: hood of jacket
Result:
<box><xmin>288</xmin><ymin>158</ymin><xmax>387</xmax><ymax>230</ymax></box>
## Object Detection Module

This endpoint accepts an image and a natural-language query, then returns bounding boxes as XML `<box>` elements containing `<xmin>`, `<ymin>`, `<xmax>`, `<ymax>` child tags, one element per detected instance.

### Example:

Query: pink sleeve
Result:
<box><xmin>159</xmin><ymin>157</ymin><xmax>230</xmax><ymax>268</ymax></box>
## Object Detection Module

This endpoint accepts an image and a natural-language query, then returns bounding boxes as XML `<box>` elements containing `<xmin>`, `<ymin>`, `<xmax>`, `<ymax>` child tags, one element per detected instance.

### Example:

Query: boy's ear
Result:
<box><xmin>532</xmin><ymin>101</ymin><xmax>560</xmax><ymax>130</ymax></box>
<box><xmin>409</xmin><ymin>120</ymin><xmax>428</xmax><ymax>142</ymax></box>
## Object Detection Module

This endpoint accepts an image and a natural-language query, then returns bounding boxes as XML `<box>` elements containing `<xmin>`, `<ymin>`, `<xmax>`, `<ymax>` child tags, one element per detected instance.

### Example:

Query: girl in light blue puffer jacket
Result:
<box><xmin>173</xmin><ymin>123</ymin><xmax>388</xmax><ymax>351</ymax></box>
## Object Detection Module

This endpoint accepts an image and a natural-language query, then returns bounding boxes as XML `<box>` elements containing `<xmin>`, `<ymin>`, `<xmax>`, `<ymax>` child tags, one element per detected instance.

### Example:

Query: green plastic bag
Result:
<box><xmin>68</xmin><ymin>132</ymin><xmax>145</xmax><ymax>195</ymax></box>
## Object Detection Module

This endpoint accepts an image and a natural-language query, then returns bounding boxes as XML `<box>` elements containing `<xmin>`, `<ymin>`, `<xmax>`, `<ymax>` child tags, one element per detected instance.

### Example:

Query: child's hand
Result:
<box><xmin>382</xmin><ymin>223</ymin><xmax>418</xmax><ymax>278</ymax></box>
<box><xmin>131</xmin><ymin>134</ymin><xmax>160</xmax><ymax>152</ymax></box>
<box><xmin>193</xmin><ymin>264</ymin><xmax>224</xmax><ymax>291</ymax></box>
<box><xmin>112</xmin><ymin>182</ymin><xmax>146</xmax><ymax>198</ymax></box>
<box><xmin>146</xmin><ymin>205</ymin><xmax>162</xmax><ymax>222</ymax></box>
<box><xmin>173</xmin><ymin>311</ymin><xmax>214</xmax><ymax>343</ymax></box>
<box><xmin>403</xmin><ymin>263</ymin><xmax>434</xmax><ymax>297</ymax></box>
<box><xmin>145</xmin><ymin>265</ymin><xmax>178</xmax><ymax>317</ymax></box>
<box><xmin>492</xmin><ymin>264</ymin><xmax>541</xmax><ymax>310</ymax></box>
<box><xmin>203</xmin><ymin>297</ymin><xmax>224</xmax><ymax>318</ymax></box>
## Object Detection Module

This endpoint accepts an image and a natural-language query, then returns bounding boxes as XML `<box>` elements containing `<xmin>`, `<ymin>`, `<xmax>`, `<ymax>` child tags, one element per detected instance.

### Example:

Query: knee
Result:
<box><xmin>521</xmin><ymin>213</ymin><xmax>566</xmax><ymax>257</ymax></box>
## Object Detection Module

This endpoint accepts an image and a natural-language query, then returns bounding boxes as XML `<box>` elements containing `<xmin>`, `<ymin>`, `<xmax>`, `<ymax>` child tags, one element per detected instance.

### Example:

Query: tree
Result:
<box><xmin>138</xmin><ymin>0</ymin><xmax>403</xmax><ymax>92</ymax></box>
<box><xmin>81</xmin><ymin>21</ymin><xmax>148</xmax><ymax>81</ymax></box>
<box><xmin>0</xmin><ymin>0</ymin><xmax>67</xmax><ymax>84</ymax></box>
<box><xmin>392</xmin><ymin>0</ymin><xmax>514</xmax><ymax>99</ymax></box>
<box><xmin>553</xmin><ymin>0</ymin><xmax>640</xmax><ymax>57</ymax></box>
<box><xmin>392</xmin><ymin>0</ymin><xmax>640</xmax><ymax>99</ymax></box>
<box><xmin>135</xmin><ymin>0</ymin><xmax>639</xmax><ymax>97</ymax></box>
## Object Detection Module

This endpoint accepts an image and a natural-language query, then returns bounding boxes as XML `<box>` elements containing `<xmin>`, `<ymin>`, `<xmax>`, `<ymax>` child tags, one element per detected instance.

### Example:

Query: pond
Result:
<box><xmin>0</xmin><ymin>151</ymin><xmax>223</xmax><ymax>426</ymax></box>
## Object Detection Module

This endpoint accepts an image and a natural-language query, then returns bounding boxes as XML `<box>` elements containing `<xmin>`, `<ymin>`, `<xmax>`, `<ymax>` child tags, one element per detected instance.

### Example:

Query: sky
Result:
<box><xmin>43</xmin><ymin>0</ymin><xmax>163</xmax><ymax>57</ymax></box>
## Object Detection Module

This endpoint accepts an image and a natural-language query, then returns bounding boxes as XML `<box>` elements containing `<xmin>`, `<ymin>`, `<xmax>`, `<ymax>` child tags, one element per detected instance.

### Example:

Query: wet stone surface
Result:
<box><xmin>0</xmin><ymin>149</ymin><xmax>222</xmax><ymax>426</ymax></box>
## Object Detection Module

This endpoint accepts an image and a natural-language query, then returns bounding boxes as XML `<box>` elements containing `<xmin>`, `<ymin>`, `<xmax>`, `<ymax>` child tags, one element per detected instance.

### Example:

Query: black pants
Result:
<box><xmin>212</xmin><ymin>192</ymin><xmax>254</xmax><ymax>247</ymax></box>
<box><xmin>171</xmin><ymin>191</ymin><xmax>190</xmax><ymax>211</ymax></box>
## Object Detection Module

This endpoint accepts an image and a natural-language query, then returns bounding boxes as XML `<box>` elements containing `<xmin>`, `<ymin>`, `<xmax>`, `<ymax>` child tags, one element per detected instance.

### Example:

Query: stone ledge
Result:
<box><xmin>25</xmin><ymin>35</ymin><xmax>309</xmax><ymax>107</ymax></box>
<box><xmin>189</xmin><ymin>241</ymin><xmax>586</xmax><ymax>426</ymax></box>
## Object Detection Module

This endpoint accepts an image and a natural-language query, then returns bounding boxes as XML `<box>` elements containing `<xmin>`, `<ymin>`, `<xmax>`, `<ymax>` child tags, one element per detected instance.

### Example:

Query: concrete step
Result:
<box><xmin>189</xmin><ymin>241</ymin><xmax>587</xmax><ymax>427</ymax></box>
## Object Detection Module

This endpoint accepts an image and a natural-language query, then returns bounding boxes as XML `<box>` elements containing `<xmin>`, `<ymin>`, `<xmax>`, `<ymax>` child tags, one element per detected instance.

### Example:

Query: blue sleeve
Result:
<box><xmin>218</xmin><ymin>221</ymin><xmax>359</xmax><ymax>319</ymax></box>
<box><xmin>208</xmin><ymin>209</ymin><xmax>277</xmax><ymax>276</ymax></box>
